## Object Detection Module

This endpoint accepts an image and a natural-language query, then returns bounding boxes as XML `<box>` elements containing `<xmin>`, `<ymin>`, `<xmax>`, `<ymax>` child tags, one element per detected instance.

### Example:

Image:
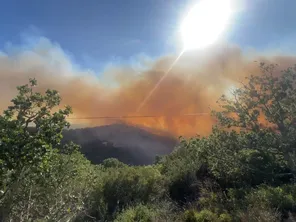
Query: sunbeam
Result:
<box><xmin>136</xmin><ymin>50</ymin><xmax>185</xmax><ymax>113</ymax></box>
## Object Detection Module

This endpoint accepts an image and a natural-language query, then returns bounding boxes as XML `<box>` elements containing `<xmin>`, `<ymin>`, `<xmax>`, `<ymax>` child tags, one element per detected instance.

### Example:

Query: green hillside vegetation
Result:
<box><xmin>1</xmin><ymin>63</ymin><xmax>296</xmax><ymax>221</ymax></box>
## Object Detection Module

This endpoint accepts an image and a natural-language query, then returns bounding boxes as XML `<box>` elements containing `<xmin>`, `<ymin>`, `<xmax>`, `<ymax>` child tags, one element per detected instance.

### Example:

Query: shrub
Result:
<box><xmin>114</xmin><ymin>202</ymin><xmax>177</xmax><ymax>222</ymax></box>
<box><xmin>183</xmin><ymin>209</ymin><xmax>231</xmax><ymax>222</ymax></box>
<box><xmin>114</xmin><ymin>204</ymin><xmax>157</xmax><ymax>222</ymax></box>
<box><xmin>238</xmin><ymin>205</ymin><xmax>280</xmax><ymax>222</ymax></box>
<box><xmin>246</xmin><ymin>185</ymin><xmax>296</xmax><ymax>217</ymax></box>
<box><xmin>102</xmin><ymin>158</ymin><xmax>127</xmax><ymax>168</ymax></box>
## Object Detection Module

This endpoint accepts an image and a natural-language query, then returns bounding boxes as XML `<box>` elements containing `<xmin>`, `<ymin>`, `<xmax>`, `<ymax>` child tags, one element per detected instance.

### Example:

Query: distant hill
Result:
<box><xmin>62</xmin><ymin>123</ymin><xmax>178</xmax><ymax>165</ymax></box>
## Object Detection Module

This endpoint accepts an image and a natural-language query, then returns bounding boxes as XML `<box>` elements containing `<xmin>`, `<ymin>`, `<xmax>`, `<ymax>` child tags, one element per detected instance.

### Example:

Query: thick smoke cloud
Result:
<box><xmin>1</xmin><ymin>37</ymin><xmax>296</xmax><ymax>137</ymax></box>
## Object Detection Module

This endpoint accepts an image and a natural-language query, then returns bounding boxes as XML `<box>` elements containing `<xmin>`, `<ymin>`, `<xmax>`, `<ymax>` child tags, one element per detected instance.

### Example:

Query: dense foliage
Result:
<box><xmin>1</xmin><ymin>63</ymin><xmax>296</xmax><ymax>221</ymax></box>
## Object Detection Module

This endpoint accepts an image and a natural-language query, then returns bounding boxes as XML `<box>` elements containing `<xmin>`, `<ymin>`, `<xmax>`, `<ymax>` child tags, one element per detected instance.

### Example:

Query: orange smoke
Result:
<box><xmin>1</xmin><ymin>38</ymin><xmax>296</xmax><ymax>137</ymax></box>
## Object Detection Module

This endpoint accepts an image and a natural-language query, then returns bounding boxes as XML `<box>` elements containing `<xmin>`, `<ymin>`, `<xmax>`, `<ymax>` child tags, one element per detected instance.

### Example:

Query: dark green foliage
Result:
<box><xmin>115</xmin><ymin>204</ymin><xmax>156</xmax><ymax>222</ymax></box>
<box><xmin>102</xmin><ymin>166</ymin><xmax>164</xmax><ymax>215</ymax></box>
<box><xmin>102</xmin><ymin>157</ymin><xmax>128</xmax><ymax>168</ymax></box>
<box><xmin>183</xmin><ymin>209</ymin><xmax>232</xmax><ymax>222</ymax></box>
<box><xmin>0</xmin><ymin>79</ymin><xmax>72</xmax><ymax>172</ymax></box>
<box><xmin>114</xmin><ymin>202</ymin><xmax>176</xmax><ymax>222</ymax></box>
<box><xmin>76</xmin><ymin>165</ymin><xmax>167</xmax><ymax>221</ymax></box>
<box><xmin>246</xmin><ymin>185</ymin><xmax>296</xmax><ymax>218</ymax></box>
<box><xmin>0</xmin><ymin>79</ymin><xmax>96</xmax><ymax>221</ymax></box>
<box><xmin>2</xmin><ymin>151</ymin><xmax>97</xmax><ymax>221</ymax></box>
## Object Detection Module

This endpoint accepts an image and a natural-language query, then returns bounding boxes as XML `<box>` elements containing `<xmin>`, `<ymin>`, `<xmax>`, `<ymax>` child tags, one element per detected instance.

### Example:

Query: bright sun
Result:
<box><xmin>180</xmin><ymin>0</ymin><xmax>233</xmax><ymax>50</ymax></box>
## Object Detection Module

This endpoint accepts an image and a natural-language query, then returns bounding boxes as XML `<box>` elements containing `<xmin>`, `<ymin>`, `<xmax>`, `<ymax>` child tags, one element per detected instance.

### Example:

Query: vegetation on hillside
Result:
<box><xmin>1</xmin><ymin>63</ymin><xmax>296</xmax><ymax>221</ymax></box>
<box><xmin>61</xmin><ymin>124</ymin><xmax>177</xmax><ymax>166</ymax></box>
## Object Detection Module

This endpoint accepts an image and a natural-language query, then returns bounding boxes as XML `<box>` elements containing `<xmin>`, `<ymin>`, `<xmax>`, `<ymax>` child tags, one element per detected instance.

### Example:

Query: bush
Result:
<box><xmin>114</xmin><ymin>202</ymin><xmax>177</xmax><ymax>222</ymax></box>
<box><xmin>82</xmin><ymin>165</ymin><xmax>165</xmax><ymax>220</ymax></box>
<box><xmin>238</xmin><ymin>205</ymin><xmax>280</xmax><ymax>222</ymax></box>
<box><xmin>103</xmin><ymin>166</ymin><xmax>164</xmax><ymax>214</ymax></box>
<box><xmin>102</xmin><ymin>158</ymin><xmax>127</xmax><ymax>168</ymax></box>
<box><xmin>1</xmin><ymin>152</ymin><xmax>97</xmax><ymax>221</ymax></box>
<box><xmin>114</xmin><ymin>204</ymin><xmax>157</xmax><ymax>222</ymax></box>
<box><xmin>219</xmin><ymin>213</ymin><xmax>232</xmax><ymax>222</ymax></box>
<box><xmin>184</xmin><ymin>209</ymin><xmax>232</xmax><ymax>222</ymax></box>
<box><xmin>246</xmin><ymin>185</ymin><xmax>296</xmax><ymax>217</ymax></box>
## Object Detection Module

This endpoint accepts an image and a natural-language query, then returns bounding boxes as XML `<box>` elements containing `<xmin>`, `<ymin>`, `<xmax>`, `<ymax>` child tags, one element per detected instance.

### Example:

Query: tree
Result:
<box><xmin>213</xmin><ymin>63</ymin><xmax>296</xmax><ymax>179</ymax></box>
<box><xmin>160</xmin><ymin>64</ymin><xmax>296</xmax><ymax>218</ymax></box>
<box><xmin>102</xmin><ymin>158</ymin><xmax>127</xmax><ymax>168</ymax></box>
<box><xmin>0</xmin><ymin>78</ymin><xmax>73</xmax><ymax>172</ymax></box>
<box><xmin>214</xmin><ymin>63</ymin><xmax>296</xmax><ymax>135</ymax></box>
<box><xmin>0</xmin><ymin>78</ymin><xmax>79</xmax><ymax>220</ymax></box>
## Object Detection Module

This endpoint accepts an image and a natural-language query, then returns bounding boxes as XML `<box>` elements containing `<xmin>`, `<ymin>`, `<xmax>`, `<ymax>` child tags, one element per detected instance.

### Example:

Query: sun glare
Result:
<box><xmin>180</xmin><ymin>0</ymin><xmax>233</xmax><ymax>50</ymax></box>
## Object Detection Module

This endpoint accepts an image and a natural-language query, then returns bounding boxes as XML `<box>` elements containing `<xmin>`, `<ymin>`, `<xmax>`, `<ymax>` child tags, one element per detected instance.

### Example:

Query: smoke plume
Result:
<box><xmin>1</xmin><ymin>37</ymin><xmax>296</xmax><ymax>137</ymax></box>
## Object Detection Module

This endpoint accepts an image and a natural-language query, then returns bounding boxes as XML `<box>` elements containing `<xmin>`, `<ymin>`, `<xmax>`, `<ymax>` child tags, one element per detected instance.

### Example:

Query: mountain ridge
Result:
<box><xmin>62</xmin><ymin>123</ymin><xmax>178</xmax><ymax>165</ymax></box>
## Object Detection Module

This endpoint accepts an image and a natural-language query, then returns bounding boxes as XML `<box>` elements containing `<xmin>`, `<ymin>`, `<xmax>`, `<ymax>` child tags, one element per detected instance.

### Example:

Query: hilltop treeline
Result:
<box><xmin>1</xmin><ymin>63</ymin><xmax>296</xmax><ymax>221</ymax></box>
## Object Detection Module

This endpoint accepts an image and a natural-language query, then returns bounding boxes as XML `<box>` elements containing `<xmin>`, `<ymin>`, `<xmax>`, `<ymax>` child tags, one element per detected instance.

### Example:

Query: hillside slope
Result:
<box><xmin>62</xmin><ymin>123</ymin><xmax>178</xmax><ymax>165</ymax></box>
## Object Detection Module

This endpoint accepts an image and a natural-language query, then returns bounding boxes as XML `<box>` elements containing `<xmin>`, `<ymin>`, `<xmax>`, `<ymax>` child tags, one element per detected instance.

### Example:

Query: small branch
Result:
<box><xmin>26</xmin><ymin>185</ymin><xmax>33</xmax><ymax>220</ymax></box>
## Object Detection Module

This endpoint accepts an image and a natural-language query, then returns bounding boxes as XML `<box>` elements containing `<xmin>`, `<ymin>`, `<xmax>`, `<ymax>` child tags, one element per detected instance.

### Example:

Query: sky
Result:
<box><xmin>1</xmin><ymin>0</ymin><xmax>296</xmax><ymax>134</ymax></box>
<box><xmin>1</xmin><ymin>0</ymin><xmax>296</xmax><ymax>72</ymax></box>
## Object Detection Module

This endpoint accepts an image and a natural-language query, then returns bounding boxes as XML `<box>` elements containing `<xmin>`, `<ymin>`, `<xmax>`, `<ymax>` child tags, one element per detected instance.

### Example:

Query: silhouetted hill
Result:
<box><xmin>62</xmin><ymin>123</ymin><xmax>178</xmax><ymax>165</ymax></box>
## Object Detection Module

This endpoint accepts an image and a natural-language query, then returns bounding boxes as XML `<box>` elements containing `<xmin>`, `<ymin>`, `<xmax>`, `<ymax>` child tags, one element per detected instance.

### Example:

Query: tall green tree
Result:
<box><xmin>0</xmin><ymin>79</ymin><xmax>80</xmax><ymax>220</ymax></box>
<box><xmin>214</xmin><ymin>63</ymin><xmax>296</xmax><ymax>135</ymax></box>
<box><xmin>214</xmin><ymin>63</ymin><xmax>296</xmax><ymax>178</ymax></box>
<box><xmin>0</xmin><ymin>78</ymin><xmax>72</xmax><ymax>170</ymax></box>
